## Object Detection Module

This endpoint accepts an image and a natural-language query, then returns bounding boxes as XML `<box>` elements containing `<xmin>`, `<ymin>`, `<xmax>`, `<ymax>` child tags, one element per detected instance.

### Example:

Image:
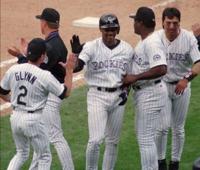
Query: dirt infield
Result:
<box><xmin>1</xmin><ymin>0</ymin><xmax>199</xmax><ymax>60</ymax></box>
<box><xmin>0</xmin><ymin>0</ymin><xmax>199</xmax><ymax>115</ymax></box>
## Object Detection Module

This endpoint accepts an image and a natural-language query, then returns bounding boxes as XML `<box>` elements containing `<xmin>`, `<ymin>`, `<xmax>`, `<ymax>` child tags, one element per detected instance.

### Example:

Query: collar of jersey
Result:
<box><xmin>46</xmin><ymin>31</ymin><xmax>59</xmax><ymax>41</ymax></box>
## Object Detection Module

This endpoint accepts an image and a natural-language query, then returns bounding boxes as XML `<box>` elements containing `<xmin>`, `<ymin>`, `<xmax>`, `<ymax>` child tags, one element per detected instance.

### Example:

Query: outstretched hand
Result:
<box><xmin>8</xmin><ymin>46</ymin><xmax>21</xmax><ymax>57</ymax></box>
<box><xmin>70</xmin><ymin>34</ymin><xmax>84</xmax><ymax>54</ymax></box>
<box><xmin>20</xmin><ymin>38</ymin><xmax>28</xmax><ymax>55</ymax></box>
<box><xmin>192</xmin><ymin>23</ymin><xmax>200</xmax><ymax>37</ymax></box>
<box><xmin>59</xmin><ymin>53</ymin><xmax>77</xmax><ymax>70</ymax></box>
<box><xmin>7</xmin><ymin>38</ymin><xmax>28</xmax><ymax>57</ymax></box>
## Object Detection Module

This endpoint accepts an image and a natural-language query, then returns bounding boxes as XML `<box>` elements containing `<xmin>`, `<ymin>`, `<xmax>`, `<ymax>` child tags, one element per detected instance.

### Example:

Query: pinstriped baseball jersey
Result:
<box><xmin>130</xmin><ymin>31</ymin><xmax>168</xmax><ymax>170</ymax></box>
<box><xmin>1</xmin><ymin>63</ymin><xmax>65</xmax><ymax>111</ymax></box>
<box><xmin>79</xmin><ymin>37</ymin><xmax>134</xmax><ymax>88</ymax></box>
<box><xmin>155</xmin><ymin>29</ymin><xmax>200</xmax><ymax>162</ymax></box>
<box><xmin>156</xmin><ymin>29</ymin><xmax>200</xmax><ymax>82</ymax></box>
<box><xmin>131</xmin><ymin>32</ymin><xmax>167</xmax><ymax>86</ymax></box>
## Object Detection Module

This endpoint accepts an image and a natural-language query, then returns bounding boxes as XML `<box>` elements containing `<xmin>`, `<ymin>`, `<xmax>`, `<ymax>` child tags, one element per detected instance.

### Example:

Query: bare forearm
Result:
<box><xmin>61</xmin><ymin>53</ymin><xmax>77</xmax><ymax>97</ymax></box>
<box><xmin>136</xmin><ymin>65</ymin><xmax>167</xmax><ymax>81</ymax></box>
<box><xmin>192</xmin><ymin>61</ymin><xmax>200</xmax><ymax>75</ymax></box>
<box><xmin>64</xmin><ymin>68</ymin><xmax>74</xmax><ymax>97</ymax></box>
<box><xmin>0</xmin><ymin>94</ymin><xmax>10</xmax><ymax>102</ymax></box>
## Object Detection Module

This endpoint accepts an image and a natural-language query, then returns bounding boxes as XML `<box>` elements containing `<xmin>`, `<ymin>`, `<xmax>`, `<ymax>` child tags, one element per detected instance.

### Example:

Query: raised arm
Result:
<box><xmin>59</xmin><ymin>53</ymin><xmax>77</xmax><ymax>97</ymax></box>
<box><xmin>123</xmin><ymin>65</ymin><xmax>167</xmax><ymax>85</ymax></box>
<box><xmin>70</xmin><ymin>34</ymin><xmax>85</xmax><ymax>73</ymax></box>
<box><xmin>192</xmin><ymin>23</ymin><xmax>200</xmax><ymax>51</ymax></box>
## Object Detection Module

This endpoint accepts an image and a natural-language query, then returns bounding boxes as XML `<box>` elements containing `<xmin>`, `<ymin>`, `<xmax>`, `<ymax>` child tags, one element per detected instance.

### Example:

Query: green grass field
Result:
<box><xmin>1</xmin><ymin>77</ymin><xmax>200</xmax><ymax>170</ymax></box>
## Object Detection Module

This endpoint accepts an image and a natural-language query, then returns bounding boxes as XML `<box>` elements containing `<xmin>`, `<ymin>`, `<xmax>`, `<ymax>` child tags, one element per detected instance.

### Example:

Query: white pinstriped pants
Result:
<box><xmin>29</xmin><ymin>93</ymin><xmax>74</xmax><ymax>170</ymax></box>
<box><xmin>7</xmin><ymin>111</ymin><xmax>51</xmax><ymax>170</ymax></box>
<box><xmin>133</xmin><ymin>81</ymin><xmax>168</xmax><ymax>170</ymax></box>
<box><xmin>155</xmin><ymin>82</ymin><xmax>191</xmax><ymax>162</ymax></box>
<box><xmin>86</xmin><ymin>87</ymin><xmax>125</xmax><ymax>170</ymax></box>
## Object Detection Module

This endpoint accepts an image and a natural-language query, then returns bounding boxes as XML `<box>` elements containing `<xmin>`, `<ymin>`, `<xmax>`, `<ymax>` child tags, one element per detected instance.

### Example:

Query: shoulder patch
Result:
<box><xmin>153</xmin><ymin>54</ymin><xmax>161</xmax><ymax>61</ymax></box>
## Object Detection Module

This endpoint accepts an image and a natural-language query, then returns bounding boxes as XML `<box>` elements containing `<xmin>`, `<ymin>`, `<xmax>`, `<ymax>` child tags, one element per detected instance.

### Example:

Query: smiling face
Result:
<box><xmin>163</xmin><ymin>16</ymin><xmax>180</xmax><ymax>41</ymax></box>
<box><xmin>100</xmin><ymin>27</ymin><xmax>119</xmax><ymax>47</ymax></box>
<box><xmin>162</xmin><ymin>7</ymin><xmax>181</xmax><ymax>41</ymax></box>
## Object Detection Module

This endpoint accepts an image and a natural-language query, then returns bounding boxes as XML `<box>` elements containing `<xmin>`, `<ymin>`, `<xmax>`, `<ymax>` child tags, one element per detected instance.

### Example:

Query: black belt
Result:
<box><xmin>13</xmin><ymin>107</ymin><xmax>43</xmax><ymax>113</ymax></box>
<box><xmin>167</xmin><ymin>81</ymin><xmax>179</xmax><ymax>85</ymax></box>
<box><xmin>27</xmin><ymin>110</ymin><xmax>37</xmax><ymax>113</ymax></box>
<box><xmin>97</xmin><ymin>87</ymin><xmax>118</xmax><ymax>92</ymax></box>
<box><xmin>133</xmin><ymin>79</ymin><xmax>161</xmax><ymax>90</ymax></box>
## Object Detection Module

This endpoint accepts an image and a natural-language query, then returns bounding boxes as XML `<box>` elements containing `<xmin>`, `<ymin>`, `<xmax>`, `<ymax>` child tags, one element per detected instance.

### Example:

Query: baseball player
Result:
<box><xmin>154</xmin><ymin>7</ymin><xmax>200</xmax><ymax>170</ymax></box>
<box><xmin>124</xmin><ymin>7</ymin><xmax>168</xmax><ymax>170</ymax></box>
<box><xmin>0</xmin><ymin>38</ymin><xmax>76</xmax><ymax>170</ymax></box>
<box><xmin>192</xmin><ymin>23</ymin><xmax>200</xmax><ymax>51</ymax></box>
<box><xmin>8</xmin><ymin>8</ymin><xmax>74</xmax><ymax>170</ymax></box>
<box><xmin>71</xmin><ymin>14</ymin><xmax>134</xmax><ymax>170</ymax></box>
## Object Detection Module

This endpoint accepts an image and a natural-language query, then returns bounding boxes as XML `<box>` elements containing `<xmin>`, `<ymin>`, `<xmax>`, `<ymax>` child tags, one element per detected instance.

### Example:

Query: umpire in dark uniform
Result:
<box><xmin>35</xmin><ymin>8</ymin><xmax>67</xmax><ymax>83</ymax></box>
<box><xmin>8</xmin><ymin>8</ymin><xmax>74</xmax><ymax>170</ymax></box>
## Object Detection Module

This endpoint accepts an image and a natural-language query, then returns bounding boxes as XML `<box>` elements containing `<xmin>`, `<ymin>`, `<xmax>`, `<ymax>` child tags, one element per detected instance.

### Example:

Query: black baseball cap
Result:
<box><xmin>36</xmin><ymin>8</ymin><xmax>60</xmax><ymax>24</ymax></box>
<box><xmin>129</xmin><ymin>7</ymin><xmax>155</xmax><ymax>26</ymax></box>
<box><xmin>27</xmin><ymin>38</ymin><xmax>46</xmax><ymax>62</ymax></box>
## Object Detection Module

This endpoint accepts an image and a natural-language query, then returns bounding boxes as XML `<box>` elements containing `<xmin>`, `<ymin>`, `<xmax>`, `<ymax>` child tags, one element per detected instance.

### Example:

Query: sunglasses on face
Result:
<box><xmin>103</xmin><ymin>27</ymin><xmax>118</xmax><ymax>32</ymax></box>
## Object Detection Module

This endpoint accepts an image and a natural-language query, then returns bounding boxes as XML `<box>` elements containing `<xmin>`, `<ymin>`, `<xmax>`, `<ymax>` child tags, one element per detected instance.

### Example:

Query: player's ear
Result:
<box><xmin>117</xmin><ymin>27</ymin><xmax>120</xmax><ymax>34</ymax></box>
<box><xmin>162</xmin><ymin>20</ymin><xmax>165</xmax><ymax>29</ymax></box>
<box><xmin>99</xmin><ymin>28</ymin><xmax>103</xmax><ymax>33</ymax></box>
<box><xmin>40</xmin><ymin>54</ymin><xmax>45</xmax><ymax>62</ymax></box>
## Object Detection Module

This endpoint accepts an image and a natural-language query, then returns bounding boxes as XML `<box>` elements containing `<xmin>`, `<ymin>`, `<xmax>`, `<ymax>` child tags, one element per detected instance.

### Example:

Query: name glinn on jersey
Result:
<box><xmin>1</xmin><ymin>63</ymin><xmax>64</xmax><ymax>111</ymax></box>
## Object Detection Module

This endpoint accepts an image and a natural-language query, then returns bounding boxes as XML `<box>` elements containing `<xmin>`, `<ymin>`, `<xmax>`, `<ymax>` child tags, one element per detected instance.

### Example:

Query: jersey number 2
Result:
<box><xmin>17</xmin><ymin>85</ymin><xmax>27</xmax><ymax>105</ymax></box>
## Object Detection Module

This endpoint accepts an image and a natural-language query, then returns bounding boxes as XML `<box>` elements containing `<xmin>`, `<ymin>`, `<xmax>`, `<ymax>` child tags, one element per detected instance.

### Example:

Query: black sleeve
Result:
<box><xmin>73</xmin><ymin>58</ymin><xmax>85</xmax><ymax>73</ymax></box>
<box><xmin>196</xmin><ymin>35</ymin><xmax>200</xmax><ymax>51</ymax></box>
<box><xmin>0</xmin><ymin>86</ymin><xmax>10</xmax><ymax>95</ymax></box>
<box><xmin>58</xmin><ymin>85</ymin><xmax>67</xmax><ymax>100</ymax></box>
<box><xmin>194</xmin><ymin>59</ymin><xmax>200</xmax><ymax>64</ymax></box>
<box><xmin>17</xmin><ymin>55</ymin><xmax>28</xmax><ymax>64</ymax></box>
<box><xmin>40</xmin><ymin>44</ymin><xmax>62</xmax><ymax>71</ymax></box>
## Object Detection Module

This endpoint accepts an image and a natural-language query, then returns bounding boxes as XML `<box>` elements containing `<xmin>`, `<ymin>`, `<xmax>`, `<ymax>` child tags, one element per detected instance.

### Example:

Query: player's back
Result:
<box><xmin>6</xmin><ymin>63</ymin><xmax>52</xmax><ymax>111</ymax></box>
<box><xmin>44</xmin><ymin>33</ymin><xmax>68</xmax><ymax>83</ymax></box>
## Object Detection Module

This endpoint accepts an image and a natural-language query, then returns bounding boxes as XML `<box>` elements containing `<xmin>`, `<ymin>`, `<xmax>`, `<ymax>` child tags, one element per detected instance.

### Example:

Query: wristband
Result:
<box><xmin>183</xmin><ymin>71</ymin><xmax>193</xmax><ymax>81</ymax></box>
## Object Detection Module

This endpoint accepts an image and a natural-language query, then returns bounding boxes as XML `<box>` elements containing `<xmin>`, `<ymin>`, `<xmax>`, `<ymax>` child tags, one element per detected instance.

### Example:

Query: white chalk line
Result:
<box><xmin>0</xmin><ymin>0</ymin><xmax>178</xmax><ymax>112</ymax></box>
<box><xmin>0</xmin><ymin>0</ymin><xmax>179</xmax><ymax>68</ymax></box>
<box><xmin>151</xmin><ymin>0</ymin><xmax>177</xmax><ymax>8</ymax></box>
<box><xmin>0</xmin><ymin>58</ymin><xmax>17</xmax><ymax>68</ymax></box>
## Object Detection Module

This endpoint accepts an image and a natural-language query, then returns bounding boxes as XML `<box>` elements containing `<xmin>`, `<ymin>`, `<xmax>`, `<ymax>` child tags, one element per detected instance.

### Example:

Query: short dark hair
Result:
<box><xmin>130</xmin><ymin>7</ymin><xmax>156</xmax><ymax>28</ymax></box>
<box><xmin>162</xmin><ymin>7</ymin><xmax>181</xmax><ymax>22</ymax></box>
<box><xmin>46</xmin><ymin>21</ymin><xmax>59</xmax><ymax>29</ymax></box>
<box><xmin>140</xmin><ymin>18</ymin><xmax>156</xmax><ymax>28</ymax></box>
<box><xmin>27</xmin><ymin>38</ymin><xmax>46</xmax><ymax>62</ymax></box>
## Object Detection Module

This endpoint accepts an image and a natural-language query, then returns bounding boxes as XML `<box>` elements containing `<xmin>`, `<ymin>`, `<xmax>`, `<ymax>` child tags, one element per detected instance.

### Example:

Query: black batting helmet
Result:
<box><xmin>99</xmin><ymin>14</ymin><xmax>120</xmax><ymax>33</ymax></box>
